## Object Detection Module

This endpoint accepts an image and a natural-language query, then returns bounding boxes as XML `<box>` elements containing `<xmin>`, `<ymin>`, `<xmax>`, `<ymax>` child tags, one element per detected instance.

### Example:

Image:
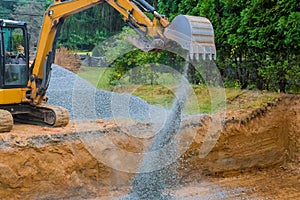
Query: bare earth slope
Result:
<box><xmin>0</xmin><ymin>94</ymin><xmax>299</xmax><ymax>199</ymax></box>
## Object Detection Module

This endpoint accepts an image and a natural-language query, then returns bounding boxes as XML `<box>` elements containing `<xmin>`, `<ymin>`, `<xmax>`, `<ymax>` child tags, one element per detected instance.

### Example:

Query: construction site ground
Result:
<box><xmin>0</xmin><ymin>92</ymin><xmax>299</xmax><ymax>199</ymax></box>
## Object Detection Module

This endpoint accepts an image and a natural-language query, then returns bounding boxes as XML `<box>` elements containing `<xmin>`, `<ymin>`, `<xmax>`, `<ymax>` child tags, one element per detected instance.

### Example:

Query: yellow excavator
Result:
<box><xmin>0</xmin><ymin>0</ymin><xmax>216</xmax><ymax>132</ymax></box>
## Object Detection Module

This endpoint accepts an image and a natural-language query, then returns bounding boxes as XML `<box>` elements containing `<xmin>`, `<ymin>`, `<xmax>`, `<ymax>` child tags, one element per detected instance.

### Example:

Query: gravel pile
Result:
<box><xmin>47</xmin><ymin>64</ymin><xmax>187</xmax><ymax>200</ymax></box>
<box><xmin>47</xmin><ymin>65</ymin><xmax>166</xmax><ymax>122</ymax></box>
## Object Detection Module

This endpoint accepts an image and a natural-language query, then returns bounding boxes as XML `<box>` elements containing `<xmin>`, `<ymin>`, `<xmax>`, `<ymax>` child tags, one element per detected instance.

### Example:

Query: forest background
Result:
<box><xmin>1</xmin><ymin>0</ymin><xmax>299</xmax><ymax>93</ymax></box>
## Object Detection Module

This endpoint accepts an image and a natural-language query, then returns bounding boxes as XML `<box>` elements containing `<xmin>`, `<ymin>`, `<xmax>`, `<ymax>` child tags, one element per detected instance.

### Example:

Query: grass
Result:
<box><xmin>78</xmin><ymin>66</ymin><xmax>113</xmax><ymax>89</ymax></box>
<box><xmin>78</xmin><ymin>66</ymin><xmax>280</xmax><ymax>114</ymax></box>
<box><xmin>72</xmin><ymin>50</ymin><xmax>92</xmax><ymax>55</ymax></box>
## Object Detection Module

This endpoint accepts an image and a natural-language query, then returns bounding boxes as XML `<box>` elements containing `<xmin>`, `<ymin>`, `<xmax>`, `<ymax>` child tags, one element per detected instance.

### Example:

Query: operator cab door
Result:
<box><xmin>0</xmin><ymin>20</ymin><xmax>29</xmax><ymax>89</ymax></box>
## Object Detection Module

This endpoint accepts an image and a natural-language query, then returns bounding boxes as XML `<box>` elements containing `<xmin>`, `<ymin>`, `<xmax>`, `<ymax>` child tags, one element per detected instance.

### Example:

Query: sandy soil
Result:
<box><xmin>0</xmin><ymin>94</ymin><xmax>299</xmax><ymax>199</ymax></box>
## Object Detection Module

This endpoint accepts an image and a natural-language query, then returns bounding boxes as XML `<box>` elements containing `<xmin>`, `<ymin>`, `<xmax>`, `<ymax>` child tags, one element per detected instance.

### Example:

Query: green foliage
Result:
<box><xmin>1</xmin><ymin>0</ymin><xmax>299</xmax><ymax>93</ymax></box>
<box><xmin>0</xmin><ymin>1</ymin><xmax>14</xmax><ymax>19</ymax></box>
<box><xmin>1</xmin><ymin>0</ymin><xmax>124</xmax><ymax>51</ymax></box>
<box><xmin>109</xmin><ymin>49</ymin><xmax>162</xmax><ymax>85</ymax></box>
<box><xmin>169</xmin><ymin>0</ymin><xmax>300</xmax><ymax>93</ymax></box>
<box><xmin>58</xmin><ymin>3</ymin><xmax>124</xmax><ymax>50</ymax></box>
<box><xmin>12</xmin><ymin>2</ymin><xmax>45</xmax><ymax>48</ymax></box>
<box><xmin>258</xmin><ymin>58</ymin><xmax>300</xmax><ymax>93</ymax></box>
<box><xmin>0</xmin><ymin>1</ymin><xmax>51</xmax><ymax>49</ymax></box>
<box><xmin>158</xmin><ymin>0</ymin><xmax>181</xmax><ymax>20</ymax></box>
<box><xmin>109</xmin><ymin>48</ymin><xmax>185</xmax><ymax>85</ymax></box>
<box><xmin>91</xmin><ymin>27</ymin><xmax>185</xmax><ymax>85</ymax></box>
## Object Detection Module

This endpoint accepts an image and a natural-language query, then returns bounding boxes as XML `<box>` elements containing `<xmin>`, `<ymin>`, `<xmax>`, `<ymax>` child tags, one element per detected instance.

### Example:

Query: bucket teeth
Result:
<box><xmin>163</xmin><ymin>15</ymin><xmax>216</xmax><ymax>61</ymax></box>
<box><xmin>195</xmin><ymin>53</ymin><xmax>199</xmax><ymax>61</ymax></box>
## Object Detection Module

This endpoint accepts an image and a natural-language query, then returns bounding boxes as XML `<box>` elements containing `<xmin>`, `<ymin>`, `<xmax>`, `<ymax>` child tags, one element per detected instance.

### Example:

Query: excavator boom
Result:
<box><xmin>0</xmin><ymin>0</ymin><xmax>216</xmax><ymax>132</ymax></box>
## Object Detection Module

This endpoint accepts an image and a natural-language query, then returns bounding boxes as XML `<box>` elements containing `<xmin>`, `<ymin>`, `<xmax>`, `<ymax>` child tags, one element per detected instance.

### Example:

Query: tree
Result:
<box><xmin>157</xmin><ymin>0</ymin><xmax>300</xmax><ymax>92</ymax></box>
<box><xmin>12</xmin><ymin>2</ymin><xmax>46</xmax><ymax>48</ymax></box>
<box><xmin>0</xmin><ymin>0</ymin><xmax>15</xmax><ymax>19</ymax></box>
<box><xmin>58</xmin><ymin>3</ymin><xmax>125</xmax><ymax>50</ymax></box>
<box><xmin>236</xmin><ymin>0</ymin><xmax>300</xmax><ymax>91</ymax></box>
<box><xmin>158</xmin><ymin>0</ymin><xmax>181</xmax><ymax>20</ymax></box>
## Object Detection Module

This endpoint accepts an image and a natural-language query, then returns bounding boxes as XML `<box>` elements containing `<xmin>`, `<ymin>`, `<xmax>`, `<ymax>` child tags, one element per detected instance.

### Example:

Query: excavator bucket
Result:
<box><xmin>126</xmin><ymin>15</ymin><xmax>216</xmax><ymax>61</ymax></box>
<box><xmin>163</xmin><ymin>15</ymin><xmax>216</xmax><ymax>61</ymax></box>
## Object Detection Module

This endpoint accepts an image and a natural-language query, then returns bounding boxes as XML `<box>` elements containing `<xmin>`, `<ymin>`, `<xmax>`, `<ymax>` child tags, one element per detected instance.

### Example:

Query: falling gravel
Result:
<box><xmin>47</xmin><ymin>65</ymin><xmax>165</xmax><ymax>122</ymax></box>
<box><xmin>121</xmin><ymin>60</ymin><xmax>190</xmax><ymax>200</ymax></box>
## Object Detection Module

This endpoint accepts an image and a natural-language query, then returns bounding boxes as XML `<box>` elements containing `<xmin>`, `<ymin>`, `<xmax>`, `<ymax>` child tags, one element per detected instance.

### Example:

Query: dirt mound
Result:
<box><xmin>179</xmin><ymin>95</ymin><xmax>300</xmax><ymax>176</ymax></box>
<box><xmin>0</xmin><ymin>94</ymin><xmax>299</xmax><ymax>199</ymax></box>
<box><xmin>176</xmin><ymin>94</ymin><xmax>300</xmax><ymax>199</ymax></box>
<box><xmin>54</xmin><ymin>47</ymin><xmax>81</xmax><ymax>73</ymax></box>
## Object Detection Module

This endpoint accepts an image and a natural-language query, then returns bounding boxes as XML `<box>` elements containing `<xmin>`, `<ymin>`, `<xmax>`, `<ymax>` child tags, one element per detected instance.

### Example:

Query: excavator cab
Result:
<box><xmin>0</xmin><ymin>20</ymin><xmax>29</xmax><ymax>88</ymax></box>
<box><xmin>0</xmin><ymin>20</ymin><xmax>69</xmax><ymax>132</ymax></box>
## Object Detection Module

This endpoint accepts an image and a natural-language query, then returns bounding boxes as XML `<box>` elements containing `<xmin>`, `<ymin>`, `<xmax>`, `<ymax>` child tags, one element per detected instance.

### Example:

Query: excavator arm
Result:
<box><xmin>29</xmin><ymin>0</ymin><xmax>169</xmax><ymax>104</ymax></box>
<box><xmin>29</xmin><ymin>0</ymin><xmax>216</xmax><ymax>105</ymax></box>
<box><xmin>0</xmin><ymin>0</ymin><xmax>216</xmax><ymax>132</ymax></box>
<box><xmin>30</xmin><ymin>0</ymin><xmax>102</xmax><ymax>104</ymax></box>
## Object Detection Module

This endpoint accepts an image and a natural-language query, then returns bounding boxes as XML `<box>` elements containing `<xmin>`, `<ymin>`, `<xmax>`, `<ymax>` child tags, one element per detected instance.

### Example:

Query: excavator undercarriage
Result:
<box><xmin>0</xmin><ymin>104</ymin><xmax>69</xmax><ymax>132</ymax></box>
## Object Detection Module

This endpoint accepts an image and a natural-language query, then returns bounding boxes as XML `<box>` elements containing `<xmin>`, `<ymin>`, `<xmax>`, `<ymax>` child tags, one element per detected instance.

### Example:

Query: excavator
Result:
<box><xmin>0</xmin><ymin>0</ymin><xmax>216</xmax><ymax>132</ymax></box>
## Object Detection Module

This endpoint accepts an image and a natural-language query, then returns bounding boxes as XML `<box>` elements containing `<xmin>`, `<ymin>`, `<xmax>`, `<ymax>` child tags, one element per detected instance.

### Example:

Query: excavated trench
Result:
<box><xmin>0</xmin><ymin>95</ymin><xmax>299</xmax><ymax>199</ymax></box>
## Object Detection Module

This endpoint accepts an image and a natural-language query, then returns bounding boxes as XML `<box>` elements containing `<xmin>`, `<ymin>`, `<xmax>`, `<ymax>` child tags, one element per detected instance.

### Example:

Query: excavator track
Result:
<box><xmin>0</xmin><ymin>109</ymin><xmax>13</xmax><ymax>133</ymax></box>
<box><xmin>36</xmin><ymin>104</ymin><xmax>70</xmax><ymax>127</ymax></box>
<box><xmin>9</xmin><ymin>104</ymin><xmax>69</xmax><ymax>128</ymax></box>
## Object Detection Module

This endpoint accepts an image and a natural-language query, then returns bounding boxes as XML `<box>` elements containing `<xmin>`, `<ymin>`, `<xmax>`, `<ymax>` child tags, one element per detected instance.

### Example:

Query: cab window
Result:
<box><xmin>3</xmin><ymin>27</ymin><xmax>28</xmax><ymax>86</ymax></box>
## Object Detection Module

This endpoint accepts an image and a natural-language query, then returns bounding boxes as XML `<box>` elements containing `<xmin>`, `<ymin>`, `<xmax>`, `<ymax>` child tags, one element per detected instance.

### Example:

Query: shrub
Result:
<box><xmin>54</xmin><ymin>47</ymin><xmax>81</xmax><ymax>73</ymax></box>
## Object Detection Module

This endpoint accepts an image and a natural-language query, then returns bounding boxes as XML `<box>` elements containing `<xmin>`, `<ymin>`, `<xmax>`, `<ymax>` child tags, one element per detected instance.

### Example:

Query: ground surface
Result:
<box><xmin>0</xmin><ymin>93</ymin><xmax>299</xmax><ymax>199</ymax></box>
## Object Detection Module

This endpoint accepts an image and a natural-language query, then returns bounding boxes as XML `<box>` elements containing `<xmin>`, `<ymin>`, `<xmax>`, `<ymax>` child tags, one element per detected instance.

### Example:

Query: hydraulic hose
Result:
<box><xmin>134</xmin><ymin>0</ymin><xmax>155</xmax><ymax>13</ymax></box>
